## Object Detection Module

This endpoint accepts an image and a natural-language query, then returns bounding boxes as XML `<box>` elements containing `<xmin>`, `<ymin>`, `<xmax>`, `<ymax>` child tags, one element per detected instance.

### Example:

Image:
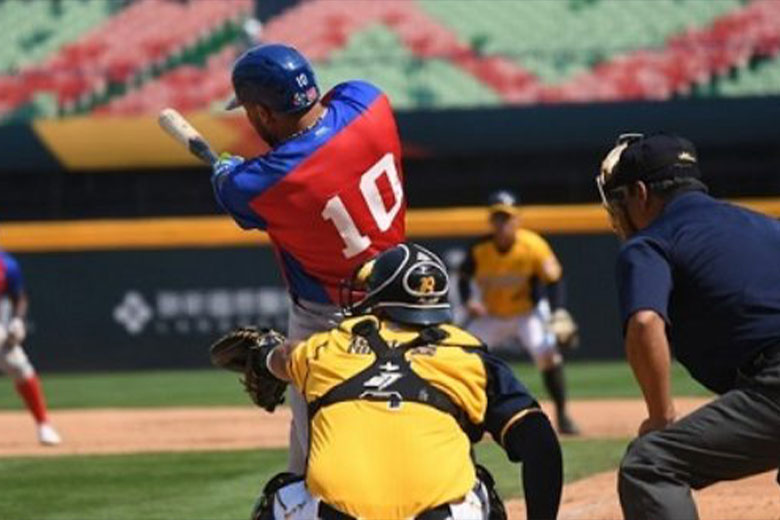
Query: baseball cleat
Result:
<box><xmin>37</xmin><ymin>423</ymin><xmax>62</xmax><ymax>446</ymax></box>
<box><xmin>557</xmin><ymin>413</ymin><xmax>580</xmax><ymax>436</ymax></box>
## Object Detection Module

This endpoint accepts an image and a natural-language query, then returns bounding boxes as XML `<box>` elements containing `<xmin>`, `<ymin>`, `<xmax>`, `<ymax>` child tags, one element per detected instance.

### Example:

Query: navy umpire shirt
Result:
<box><xmin>616</xmin><ymin>191</ymin><xmax>780</xmax><ymax>394</ymax></box>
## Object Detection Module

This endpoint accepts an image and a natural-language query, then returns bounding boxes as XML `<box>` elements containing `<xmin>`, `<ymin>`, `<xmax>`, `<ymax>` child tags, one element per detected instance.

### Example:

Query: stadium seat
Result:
<box><xmin>0</xmin><ymin>0</ymin><xmax>251</xmax><ymax>121</ymax></box>
<box><xmin>5</xmin><ymin>0</ymin><xmax>780</xmax><ymax>121</ymax></box>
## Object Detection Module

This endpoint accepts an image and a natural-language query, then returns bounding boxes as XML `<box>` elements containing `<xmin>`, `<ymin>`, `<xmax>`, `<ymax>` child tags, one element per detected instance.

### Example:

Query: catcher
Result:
<box><xmin>211</xmin><ymin>243</ymin><xmax>562</xmax><ymax>520</ymax></box>
<box><xmin>458</xmin><ymin>190</ymin><xmax>580</xmax><ymax>435</ymax></box>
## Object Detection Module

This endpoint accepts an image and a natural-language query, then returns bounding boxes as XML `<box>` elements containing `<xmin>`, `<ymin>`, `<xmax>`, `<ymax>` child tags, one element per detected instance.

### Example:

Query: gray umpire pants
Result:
<box><xmin>619</xmin><ymin>348</ymin><xmax>780</xmax><ymax>520</ymax></box>
<box><xmin>285</xmin><ymin>298</ymin><xmax>342</xmax><ymax>474</ymax></box>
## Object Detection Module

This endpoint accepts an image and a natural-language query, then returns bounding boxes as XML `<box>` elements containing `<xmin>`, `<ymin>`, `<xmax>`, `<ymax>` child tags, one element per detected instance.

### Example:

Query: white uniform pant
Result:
<box><xmin>273</xmin><ymin>480</ymin><xmax>490</xmax><ymax>520</ymax></box>
<box><xmin>0</xmin><ymin>343</ymin><xmax>35</xmax><ymax>381</ymax></box>
<box><xmin>467</xmin><ymin>303</ymin><xmax>556</xmax><ymax>364</ymax></box>
<box><xmin>286</xmin><ymin>298</ymin><xmax>342</xmax><ymax>474</ymax></box>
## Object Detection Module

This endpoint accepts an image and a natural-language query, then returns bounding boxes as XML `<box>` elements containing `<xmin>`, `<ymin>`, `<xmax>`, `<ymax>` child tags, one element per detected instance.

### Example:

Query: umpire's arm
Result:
<box><xmin>616</xmin><ymin>238</ymin><xmax>676</xmax><ymax>435</ymax></box>
<box><xmin>479</xmin><ymin>351</ymin><xmax>563</xmax><ymax>520</ymax></box>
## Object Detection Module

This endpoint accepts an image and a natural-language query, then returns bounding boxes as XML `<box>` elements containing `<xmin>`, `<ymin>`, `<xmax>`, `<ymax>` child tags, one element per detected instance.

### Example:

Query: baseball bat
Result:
<box><xmin>157</xmin><ymin>108</ymin><xmax>219</xmax><ymax>165</ymax></box>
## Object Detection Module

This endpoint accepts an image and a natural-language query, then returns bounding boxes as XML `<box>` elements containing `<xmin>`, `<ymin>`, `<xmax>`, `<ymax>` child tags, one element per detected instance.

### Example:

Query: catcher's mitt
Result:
<box><xmin>209</xmin><ymin>327</ymin><xmax>288</xmax><ymax>412</ymax></box>
<box><xmin>548</xmin><ymin>308</ymin><xmax>580</xmax><ymax>351</ymax></box>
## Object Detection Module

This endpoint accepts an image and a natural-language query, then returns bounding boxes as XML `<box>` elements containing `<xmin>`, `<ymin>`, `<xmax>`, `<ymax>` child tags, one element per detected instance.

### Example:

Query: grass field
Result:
<box><xmin>0</xmin><ymin>361</ymin><xmax>709</xmax><ymax>519</ymax></box>
<box><xmin>0</xmin><ymin>440</ymin><xmax>629</xmax><ymax>520</ymax></box>
<box><xmin>0</xmin><ymin>361</ymin><xmax>710</xmax><ymax>410</ymax></box>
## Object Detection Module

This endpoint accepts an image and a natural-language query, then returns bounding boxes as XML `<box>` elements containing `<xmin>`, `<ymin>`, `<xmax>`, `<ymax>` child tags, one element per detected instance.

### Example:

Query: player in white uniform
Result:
<box><xmin>0</xmin><ymin>249</ymin><xmax>61</xmax><ymax>445</ymax></box>
<box><xmin>458</xmin><ymin>191</ymin><xmax>580</xmax><ymax>434</ymax></box>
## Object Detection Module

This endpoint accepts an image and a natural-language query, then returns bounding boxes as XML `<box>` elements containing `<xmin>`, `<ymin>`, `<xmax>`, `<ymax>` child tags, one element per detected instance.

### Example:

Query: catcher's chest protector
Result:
<box><xmin>307</xmin><ymin>320</ymin><xmax>481</xmax><ymax>439</ymax></box>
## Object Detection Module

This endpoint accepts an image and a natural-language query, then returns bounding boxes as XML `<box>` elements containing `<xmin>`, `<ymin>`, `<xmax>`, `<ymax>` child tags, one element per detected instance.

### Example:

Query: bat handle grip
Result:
<box><xmin>189</xmin><ymin>138</ymin><xmax>219</xmax><ymax>166</ymax></box>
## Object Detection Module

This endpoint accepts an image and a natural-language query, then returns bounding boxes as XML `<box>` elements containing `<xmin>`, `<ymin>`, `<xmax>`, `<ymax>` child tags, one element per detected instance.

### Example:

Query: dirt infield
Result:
<box><xmin>507</xmin><ymin>470</ymin><xmax>780</xmax><ymax>520</ymax></box>
<box><xmin>1</xmin><ymin>398</ymin><xmax>778</xmax><ymax>519</ymax></box>
<box><xmin>0</xmin><ymin>407</ymin><xmax>292</xmax><ymax>456</ymax></box>
<box><xmin>0</xmin><ymin>397</ymin><xmax>713</xmax><ymax>456</ymax></box>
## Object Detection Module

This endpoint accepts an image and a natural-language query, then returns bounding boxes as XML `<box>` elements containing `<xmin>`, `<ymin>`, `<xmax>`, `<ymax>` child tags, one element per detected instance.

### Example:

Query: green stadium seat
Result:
<box><xmin>418</xmin><ymin>0</ymin><xmax>742</xmax><ymax>83</ymax></box>
<box><xmin>315</xmin><ymin>25</ymin><xmax>499</xmax><ymax>110</ymax></box>
<box><xmin>717</xmin><ymin>56</ymin><xmax>780</xmax><ymax>97</ymax></box>
<box><xmin>0</xmin><ymin>0</ymin><xmax>113</xmax><ymax>72</ymax></box>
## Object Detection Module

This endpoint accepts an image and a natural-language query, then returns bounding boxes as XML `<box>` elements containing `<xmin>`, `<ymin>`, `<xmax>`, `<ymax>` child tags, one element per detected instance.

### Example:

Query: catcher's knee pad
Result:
<box><xmin>251</xmin><ymin>472</ymin><xmax>303</xmax><ymax>520</ymax></box>
<box><xmin>475</xmin><ymin>464</ymin><xmax>507</xmax><ymax>520</ymax></box>
<box><xmin>0</xmin><ymin>344</ymin><xmax>35</xmax><ymax>380</ymax></box>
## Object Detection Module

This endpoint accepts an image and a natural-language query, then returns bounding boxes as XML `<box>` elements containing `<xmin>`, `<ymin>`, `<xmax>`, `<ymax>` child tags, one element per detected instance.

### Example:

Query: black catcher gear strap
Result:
<box><xmin>307</xmin><ymin>319</ymin><xmax>482</xmax><ymax>438</ymax></box>
<box><xmin>475</xmin><ymin>464</ymin><xmax>508</xmax><ymax>520</ymax></box>
<box><xmin>209</xmin><ymin>327</ymin><xmax>288</xmax><ymax>412</ymax></box>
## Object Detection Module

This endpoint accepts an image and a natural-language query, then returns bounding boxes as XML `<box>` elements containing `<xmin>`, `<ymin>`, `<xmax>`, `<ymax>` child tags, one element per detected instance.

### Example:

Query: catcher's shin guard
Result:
<box><xmin>475</xmin><ymin>464</ymin><xmax>507</xmax><ymax>520</ymax></box>
<box><xmin>251</xmin><ymin>472</ymin><xmax>303</xmax><ymax>520</ymax></box>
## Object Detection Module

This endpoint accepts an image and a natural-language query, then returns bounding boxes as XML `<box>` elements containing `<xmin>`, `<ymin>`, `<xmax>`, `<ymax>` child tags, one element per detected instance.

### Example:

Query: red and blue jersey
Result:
<box><xmin>0</xmin><ymin>251</ymin><xmax>24</xmax><ymax>299</ymax></box>
<box><xmin>213</xmin><ymin>81</ymin><xmax>406</xmax><ymax>303</ymax></box>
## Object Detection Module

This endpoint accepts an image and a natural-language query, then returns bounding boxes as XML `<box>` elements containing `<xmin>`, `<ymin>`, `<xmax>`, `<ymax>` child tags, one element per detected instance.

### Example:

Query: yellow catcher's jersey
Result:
<box><xmin>465</xmin><ymin>229</ymin><xmax>562</xmax><ymax>317</ymax></box>
<box><xmin>286</xmin><ymin>316</ymin><xmax>537</xmax><ymax>520</ymax></box>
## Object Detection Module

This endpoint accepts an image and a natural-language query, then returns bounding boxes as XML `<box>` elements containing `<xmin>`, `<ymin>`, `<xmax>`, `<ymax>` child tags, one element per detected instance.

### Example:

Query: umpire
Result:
<box><xmin>596</xmin><ymin>132</ymin><xmax>780</xmax><ymax>520</ymax></box>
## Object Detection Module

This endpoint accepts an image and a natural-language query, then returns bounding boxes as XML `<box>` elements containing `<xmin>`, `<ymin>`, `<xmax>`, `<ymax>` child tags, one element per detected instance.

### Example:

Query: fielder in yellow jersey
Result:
<box><xmin>459</xmin><ymin>191</ymin><xmax>580</xmax><ymax>435</ymax></box>
<box><xmin>255</xmin><ymin>243</ymin><xmax>563</xmax><ymax>520</ymax></box>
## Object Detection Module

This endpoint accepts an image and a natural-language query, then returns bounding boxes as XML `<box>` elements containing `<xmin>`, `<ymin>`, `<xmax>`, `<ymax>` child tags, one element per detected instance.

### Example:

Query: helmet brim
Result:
<box><xmin>378</xmin><ymin>304</ymin><xmax>452</xmax><ymax>327</ymax></box>
<box><xmin>225</xmin><ymin>97</ymin><xmax>240</xmax><ymax>110</ymax></box>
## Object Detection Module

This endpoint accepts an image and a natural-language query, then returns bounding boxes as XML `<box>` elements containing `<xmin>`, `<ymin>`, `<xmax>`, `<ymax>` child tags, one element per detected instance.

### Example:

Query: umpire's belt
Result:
<box><xmin>318</xmin><ymin>501</ymin><xmax>451</xmax><ymax>520</ymax></box>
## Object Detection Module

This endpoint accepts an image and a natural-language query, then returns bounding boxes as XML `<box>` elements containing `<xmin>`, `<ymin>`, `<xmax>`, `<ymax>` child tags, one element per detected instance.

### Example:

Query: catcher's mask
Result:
<box><xmin>597</xmin><ymin>132</ymin><xmax>704</xmax><ymax>209</ymax></box>
<box><xmin>596</xmin><ymin>132</ymin><xmax>645</xmax><ymax>209</ymax></box>
<box><xmin>340</xmin><ymin>243</ymin><xmax>452</xmax><ymax>327</ymax></box>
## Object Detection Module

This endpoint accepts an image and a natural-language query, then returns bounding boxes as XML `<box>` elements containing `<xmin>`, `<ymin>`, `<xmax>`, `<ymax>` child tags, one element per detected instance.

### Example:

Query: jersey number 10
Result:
<box><xmin>321</xmin><ymin>153</ymin><xmax>403</xmax><ymax>259</ymax></box>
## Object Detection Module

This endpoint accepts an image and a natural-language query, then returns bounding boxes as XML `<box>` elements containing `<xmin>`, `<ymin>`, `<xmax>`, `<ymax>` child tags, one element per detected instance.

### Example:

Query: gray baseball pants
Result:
<box><xmin>619</xmin><ymin>347</ymin><xmax>780</xmax><ymax>520</ymax></box>
<box><xmin>285</xmin><ymin>298</ymin><xmax>342</xmax><ymax>474</ymax></box>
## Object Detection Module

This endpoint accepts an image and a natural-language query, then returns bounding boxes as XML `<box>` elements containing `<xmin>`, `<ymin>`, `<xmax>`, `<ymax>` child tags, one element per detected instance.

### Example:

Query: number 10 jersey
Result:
<box><xmin>212</xmin><ymin>81</ymin><xmax>406</xmax><ymax>304</ymax></box>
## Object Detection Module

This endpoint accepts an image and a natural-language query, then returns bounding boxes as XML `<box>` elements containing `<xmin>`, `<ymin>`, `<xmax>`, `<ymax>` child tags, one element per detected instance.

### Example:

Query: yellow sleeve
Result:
<box><xmin>286</xmin><ymin>331</ymin><xmax>331</xmax><ymax>391</ymax></box>
<box><xmin>528</xmin><ymin>232</ymin><xmax>562</xmax><ymax>283</ymax></box>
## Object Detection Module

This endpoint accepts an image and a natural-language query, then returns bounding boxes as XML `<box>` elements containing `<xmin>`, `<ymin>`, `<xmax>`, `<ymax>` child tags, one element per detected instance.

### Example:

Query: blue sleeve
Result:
<box><xmin>3</xmin><ymin>255</ymin><xmax>24</xmax><ymax>296</ymax></box>
<box><xmin>476</xmin><ymin>350</ymin><xmax>539</xmax><ymax>443</ymax></box>
<box><xmin>325</xmin><ymin>80</ymin><xmax>382</xmax><ymax>111</ymax></box>
<box><xmin>211</xmin><ymin>159</ymin><xmax>270</xmax><ymax>230</ymax></box>
<box><xmin>616</xmin><ymin>237</ymin><xmax>673</xmax><ymax>328</ymax></box>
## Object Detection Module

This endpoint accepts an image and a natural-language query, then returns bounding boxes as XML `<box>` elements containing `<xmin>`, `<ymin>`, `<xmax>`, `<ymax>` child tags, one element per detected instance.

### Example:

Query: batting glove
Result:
<box><xmin>212</xmin><ymin>152</ymin><xmax>244</xmax><ymax>180</ymax></box>
<box><xmin>8</xmin><ymin>317</ymin><xmax>25</xmax><ymax>344</ymax></box>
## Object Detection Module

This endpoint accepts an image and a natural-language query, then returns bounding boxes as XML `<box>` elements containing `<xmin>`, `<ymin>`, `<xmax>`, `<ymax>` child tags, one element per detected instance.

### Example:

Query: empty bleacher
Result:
<box><xmin>3</xmin><ymin>0</ymin><xmax>780</xmax><ymax>122</ymax></box>
<box><xmin>1</xmin><ymin>0</ymin><xmax>250</xmax><ymax>121</ymax></box>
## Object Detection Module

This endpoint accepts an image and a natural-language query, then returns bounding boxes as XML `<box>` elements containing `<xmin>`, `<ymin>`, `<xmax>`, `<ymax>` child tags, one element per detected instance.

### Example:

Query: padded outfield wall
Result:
<box><xmin>5</xmin><ymin>199</ymin><xmax>780</xmax><ymax>372</ymax></box>
<box><xmin>8</xmin><ymin>233</ymin><xmax>622</xmax><ymax>372</ymax></box>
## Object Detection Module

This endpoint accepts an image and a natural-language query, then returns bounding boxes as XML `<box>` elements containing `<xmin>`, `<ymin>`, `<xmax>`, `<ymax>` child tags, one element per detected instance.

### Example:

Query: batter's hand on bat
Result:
<box><xmin>212</xmin><ymin>152</ymin><xmax>245</xmax><ymax>180</ymax></box>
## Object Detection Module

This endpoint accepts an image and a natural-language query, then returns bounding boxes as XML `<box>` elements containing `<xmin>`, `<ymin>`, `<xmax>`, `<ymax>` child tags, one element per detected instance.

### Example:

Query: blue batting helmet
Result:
<box><xmin>226</xmin><ymin>44</ymin><xmax>320</xmax><ymax>113</ymax></box>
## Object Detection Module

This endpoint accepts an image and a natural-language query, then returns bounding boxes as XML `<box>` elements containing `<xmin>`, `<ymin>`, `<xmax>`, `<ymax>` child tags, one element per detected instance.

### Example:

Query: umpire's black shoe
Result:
<box><xmin>557</xmin><ymin>412</ymin><xmax>581</xmax><ymax>435</ymax></box>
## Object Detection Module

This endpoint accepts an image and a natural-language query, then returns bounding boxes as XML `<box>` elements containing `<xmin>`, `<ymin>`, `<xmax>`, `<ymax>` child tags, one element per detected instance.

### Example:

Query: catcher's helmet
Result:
<box><xmin>226</xmin><ymin>43</ymin><xmax>320</xmax><ymax>113</ymax></box>
<box><xmin>341</xmin><ymin>243</ymin><xmax>452</xmax><ymax>327</ymax></box>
